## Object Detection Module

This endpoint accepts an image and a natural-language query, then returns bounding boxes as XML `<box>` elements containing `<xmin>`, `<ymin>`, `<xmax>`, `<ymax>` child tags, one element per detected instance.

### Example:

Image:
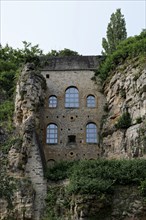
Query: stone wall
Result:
<box><xmin>25</xmin><ymin>132</ymin><xmax>47</xmax><ymax>220</ymax></box>
<box><xmin>41</xmin><ymin>69</ymin><xmax>106</xmax><ymax>163</ymax></box>
<box><xmin>41</xmin><ymin>55</ymin><xmax>103</xmax><ymax>71</ymax></box>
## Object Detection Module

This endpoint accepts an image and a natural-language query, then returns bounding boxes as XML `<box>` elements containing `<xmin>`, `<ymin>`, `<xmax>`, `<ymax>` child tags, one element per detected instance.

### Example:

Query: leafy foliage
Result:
<box><xmin>0</xmin><ymin>161</ymin><xmax>16</xmax><ymax>209</ymax></box>
<box><xmin>46</xmin><ymin>48</ymin><xmax>79</xmax><ymax>57</ymax></box>
<box><xmin>43</xmin><ymin>187</ymin><xmax>65</xmax><ymax>220</ymax></box>
<box><xmin>115</xmin><ymin>112</ymin><xmax>131</xmax><ymax>129</ymax></box>
<box><xmin>96</xmin><ymin>30</ymin><xmax>146</xmax><ymax>81</ymax></box>
<box><xmin>1</xmin><ymin>136</ymin><xmax>23</xmax><ymax>154</ymax></box>
<box><xmin>46</xmin><ymin>159</ymin><xmax>146</xmax><ymax>195</ymax></box>
<box><xmin>45</xmin><ymin>160</ymin><xmax>75</xmax><ymax>181</ymax></box>
<box><xmin>0</xmin><ymin>42</ymin><xmax>43</xmax><ymax>100</ymax></box>
<box><xmin>102</xmin><ymin>9</ymin><xmax>127</xmax><ymax>55</ymax></box>
<box><xmin>0</xmin><ymin>101</ymin><xmax>14</xmax><ymax>122</ymax></box>
<box><xmin>44</xmin><ymin>159</ymin><xmax>146</xmax><ymax>219</ymax></box>
<box><xmin>0</xmin><ymin>100</ymin><xmax>14</xmax><ymax>131</ymax></box>
<box><xmin>139</xmin><ymin>180</ymin><xmax>146</xmax><ymax>196</ymax></box>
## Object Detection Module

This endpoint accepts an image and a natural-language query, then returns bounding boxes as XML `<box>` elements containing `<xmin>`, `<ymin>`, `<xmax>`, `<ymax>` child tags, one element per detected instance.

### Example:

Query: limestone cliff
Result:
<box><xmin>0</xmin><ymin>64</ymin><xmax>47</xmax><ymax>220</ymax></box>
<box><xmin>0</xmin><ymin>57</ymin><xmax>146</xmax><ymax>220</ymax></box>
<box><xmin>101</xmin><ymin>58</ymin><xmax>146</xmax><ymax>159</ymax></box>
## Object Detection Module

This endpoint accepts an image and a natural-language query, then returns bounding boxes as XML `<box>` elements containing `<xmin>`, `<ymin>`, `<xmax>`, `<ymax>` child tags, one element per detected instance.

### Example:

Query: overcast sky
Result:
<box><xmin>1</xmin><ymin>0</ymin><xmax>146</xmax><ymax>55</ymax></box>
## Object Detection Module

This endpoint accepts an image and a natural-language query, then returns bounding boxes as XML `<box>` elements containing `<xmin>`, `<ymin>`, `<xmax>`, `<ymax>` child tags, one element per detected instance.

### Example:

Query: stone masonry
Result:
<box><xmin>25</xmin><ymin>131</ymin><xmax>47</xmax><ymax>220</ymax></box>
<box><xmin>40</xmin><ymin>56</ymin><xmax>106</xmax><ymax>164</ymax></box>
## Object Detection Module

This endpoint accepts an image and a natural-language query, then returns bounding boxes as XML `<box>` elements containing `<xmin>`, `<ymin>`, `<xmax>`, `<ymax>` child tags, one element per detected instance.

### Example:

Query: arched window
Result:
<box><xmin>48</xmin><ymin>96</ymin><xmax>57</xmax><ymax>108</ymax></box>
<box><xmin>65</xmin><ymin>87</ymin><xmax>79</xmax><ymax>108</ymax></box>
<box><xmin>46</xmin><ymin>124</ymin><xmax>58</xmax><ymax>144</ymax></box>
<box><xmin>87</xmin><ymin>95</ymin><xmax>95</xmax><ymax>107</ymax></box>
<box><xmin>86</xmin><ymin>123</ymin><xmax>98</xmax><ymax>143</ymax></box>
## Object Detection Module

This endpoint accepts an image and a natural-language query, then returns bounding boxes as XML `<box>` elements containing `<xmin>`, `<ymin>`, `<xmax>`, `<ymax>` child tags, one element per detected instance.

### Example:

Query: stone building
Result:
<box><xmin>40</xmin><ymin>56</ymin><xmax>106</xmax><ymax>164</ymax></box>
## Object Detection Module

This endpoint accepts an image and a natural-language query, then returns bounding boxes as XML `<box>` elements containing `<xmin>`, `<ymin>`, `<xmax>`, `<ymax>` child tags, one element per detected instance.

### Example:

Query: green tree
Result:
<box><xmin>46</xmin><ymin>48</ymin><xmax>79</xmax><ymax>57</ymax></box>
<box><xmin>102</xmin><ymin>9</ymin><xmax>127</xmax><ymax>55</ymax></box>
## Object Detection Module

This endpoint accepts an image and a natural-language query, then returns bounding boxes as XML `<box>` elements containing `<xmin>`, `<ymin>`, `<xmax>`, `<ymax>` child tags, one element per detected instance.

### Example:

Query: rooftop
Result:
<box><xmin>41</xmin><ymin>55</ymin><xmax>104</xmax><ymax>71</ymax></box>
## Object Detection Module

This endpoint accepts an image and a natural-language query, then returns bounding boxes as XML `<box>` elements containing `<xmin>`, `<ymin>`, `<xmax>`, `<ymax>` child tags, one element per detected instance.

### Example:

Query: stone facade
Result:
<box><xmin>40</xmin><ymin>56</ymin><xmax>106</xmax><ymax>164</ymax></box>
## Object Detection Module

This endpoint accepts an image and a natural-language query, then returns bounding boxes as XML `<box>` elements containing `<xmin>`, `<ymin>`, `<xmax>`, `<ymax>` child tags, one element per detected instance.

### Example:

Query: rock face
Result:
<box><xmin>101</xmin><ymin>61</ymin><xmax>146</xmax><ymax>159</ymax></box>
<box><xmin>46</xmin><ymin>183</ymin><xmax>146</xmax><ymax>220</ymax></box>
<box><xmin>0</xmin><ymin>58</ymin><xmax>146</xmax><ymax>219</ymax></box>
<box><xmin>0</xmin><ymin>63</ymin><xmax>47</xmax><ymax>220</ymax></box>
<box><xmin>70</xmin><ymin>186</ymin><xmax>146</xmax><ymax>220</ymax></box>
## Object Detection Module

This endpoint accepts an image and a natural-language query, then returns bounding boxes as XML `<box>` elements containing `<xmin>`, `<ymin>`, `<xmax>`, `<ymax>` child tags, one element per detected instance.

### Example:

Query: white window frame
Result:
<box><xmin>87</xmin><ymin>95</ymin><xmax>95</xmax><ymax>107</ymax></box>
<box><xmin>46</xmin><ymin>124</ymin><xmax>58</xmax><ymax>144</ymax></box>
<box><xmin>86</xmin><ymin>123</ymin><xmax>98</xmax><ymax>143</ymax></box>
<box><xmin>49</xmin><ymin>96</ymin><xmax>57</xmax><ymax>108</ymax></box>
<box><xmin>65</xmin><ymin>87</ymin><xmax>79</xmax><ymax>108</ymax></box>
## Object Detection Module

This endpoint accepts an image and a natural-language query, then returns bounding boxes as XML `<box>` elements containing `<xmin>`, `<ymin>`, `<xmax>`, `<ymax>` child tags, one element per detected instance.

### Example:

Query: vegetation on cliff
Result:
<box><xmin>96</xmin><ymin>30</ymin><xmax>146</xmax><ymax>81</ymax></box>
<box><xmin>44</xmin><ymin>159</ymin><xmax>146</xmax><ymax>219</ymax></box>
<box><xmin>46</xmin><ymin>159</ymin><xmax>146</xmax><ymax>194</ymax></box>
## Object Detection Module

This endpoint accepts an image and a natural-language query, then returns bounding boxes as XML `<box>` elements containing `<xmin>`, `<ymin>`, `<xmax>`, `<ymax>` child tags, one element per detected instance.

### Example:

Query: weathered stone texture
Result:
<box><xmin>102</xmin><ymin>63</ymin><xmax>146</xmax><ymax>158</ymax></box>
<box><xmin>25</xmin><ymin>132</ymin><xmax>47</xmax><ymax>220</ymax></box>
<box><xmin>0</xmin><ymin>179</ymin><xmax>34</xmax><ymax>220</ymax></box>
<box><xmin>47</xmin><ymin>183</ymin><xmax>146</xmax><ymax>220</ymax></box>
<box><xmin>41</xmin><ymin>69</ymin><xmax>106</xmax><ymax>163</ymax></box>
<box><xmin>0</xmin><ymin>63</ymin><xmax>47</xmax><ymax>220</ymax></box>
<box><xmin>41</xmin><ymin>55</ymin><xmax>103</xmax><ymax>71</ymax></box>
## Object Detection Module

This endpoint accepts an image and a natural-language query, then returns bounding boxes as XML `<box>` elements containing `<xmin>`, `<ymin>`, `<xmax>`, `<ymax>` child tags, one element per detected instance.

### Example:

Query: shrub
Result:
<box><xmin>46</xmin><ymin>159</ymin><xmax>146</xmax><ymax>195</ymax></box>
<box><xmin>45</xmin><ymin>160</ymin><xmax>75</xmax><ymax>181</ymax></box>
<box><xmin>1</xmin><ymin>137</ymin><xmax>23</xmax><ymax>154</ymax></box>
<box><xmin>0</xmin><ymin>101</ymin><xmax>14</xmax><ymax>122</ymax></box>
<box><xmin>139</xmin><ymin>180</ymin><xmax>146</xmax><ymax>196</ymax></box>
<box><xmin>115</xmin><ymin>112</ymin><xmax>131</xmax><ymax>129</ymax></box>
<box><xmin>136</xmin><ymin>117</ymin><xmax>142</xmax><ymax>124</ymax></box>
<box><xmin>44</xmin><ymin>159</ymin><xmax>146</xmax><ymax>219</ymax></box>
<box><xmin>0</xmin><ymin>166</ymin><xmax>16</xmax><ymax>209</ymax></box>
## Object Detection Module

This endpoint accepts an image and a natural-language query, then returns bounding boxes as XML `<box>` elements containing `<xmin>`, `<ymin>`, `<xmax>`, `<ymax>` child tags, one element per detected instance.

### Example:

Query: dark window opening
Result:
<box><xmin>68</xmin><ymin>135</ymin><xmax>76</xmax><ymax>144</ymax></box>
<box><xmin>46</xmin><ymin>74</ymin><xmax>50</xmax><ymax>78</ymax></box>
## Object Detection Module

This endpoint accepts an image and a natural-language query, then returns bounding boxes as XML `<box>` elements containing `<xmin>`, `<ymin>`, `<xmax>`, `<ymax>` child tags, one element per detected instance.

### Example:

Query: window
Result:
<box><xmin>65</xmin><ymin>87</ymin><xmax>79</xmax><ymax>108</ymax></box>
<box><xmin>86</xmin><ymin>123</ymin><xmax>98</xmax><ymax>143</ymax></box>
<box><xmin>46</xmin><ymin>124</ymin><xmax>58</xmax><ymax>144</ymax></box>
<box><xmin>49</xmin><ymin>96</ymin><xmax>57</xmax><ymax>108</ymax></box>
<box><xmin>87</xmin><ymin>95</ymin><xmax>95</xmax><ymax>107</ymax></box>
<box><xmin>68</xmin><ymin>135</ymin><xmax>76</xmax><ymax>144</ymax></box>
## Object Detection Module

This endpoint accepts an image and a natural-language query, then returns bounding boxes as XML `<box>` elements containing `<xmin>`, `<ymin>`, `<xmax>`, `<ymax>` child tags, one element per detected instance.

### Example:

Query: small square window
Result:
<box><xmin>68</xmin><ymin>135</ymin><xmax>76</xmax><ymax>144</ymax></box>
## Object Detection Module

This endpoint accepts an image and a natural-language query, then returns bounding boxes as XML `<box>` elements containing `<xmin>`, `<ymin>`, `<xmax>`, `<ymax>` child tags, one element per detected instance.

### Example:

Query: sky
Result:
<box><xmin>0</xmin><ymin>0</ymin><xmax>146</xmax><ymax>55</ymax></box>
